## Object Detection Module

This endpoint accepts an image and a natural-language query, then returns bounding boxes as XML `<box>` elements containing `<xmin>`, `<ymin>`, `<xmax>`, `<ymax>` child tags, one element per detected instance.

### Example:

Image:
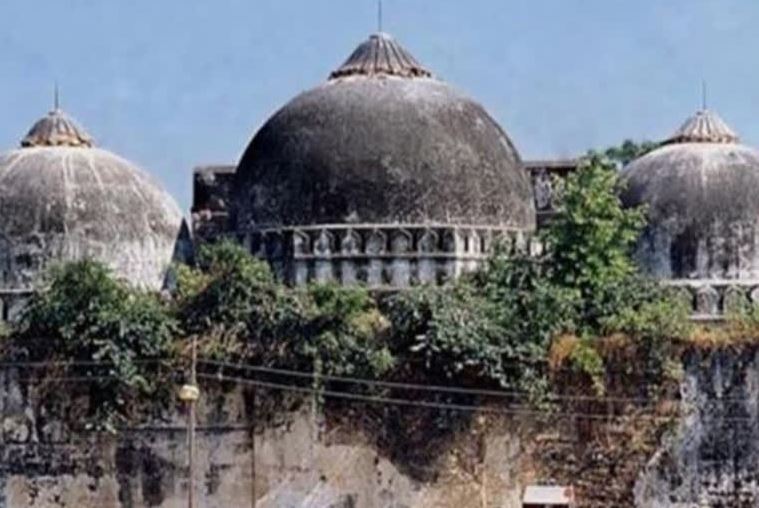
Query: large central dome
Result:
<box><xmin>233</xmin><ymin>32</ymin><xmax>535</xmax><ymax>231</ymax></box>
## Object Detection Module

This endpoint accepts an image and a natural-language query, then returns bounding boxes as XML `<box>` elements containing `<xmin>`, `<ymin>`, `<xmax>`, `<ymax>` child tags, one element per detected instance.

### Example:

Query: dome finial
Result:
<box><xmin>329</xmin><ymin>32</ymin><xmax>432</xmax><ymax>80</ymax></box>
<box><xmin>664</xmin><ymin>108</ymin><xmax>739</xmax><ymax>145</ymax></box>
<box><xmin>378</xmin><ymin>0</ymin><xmax>383</xmax><ymax>33</ymax></box>
<box><xmin>701</xmin><ymin>79</ymin><xmax>707</xmax><ymax>111</ymax></box>
<box><xmin>21</xmin><ymin>104</ymin><xmax>94</xmax><ymax>148</ymax></box>
<box><xmin>54</xmin><ymin>81</ymin><xmax>60</xmax><ymax>111</ymax></box>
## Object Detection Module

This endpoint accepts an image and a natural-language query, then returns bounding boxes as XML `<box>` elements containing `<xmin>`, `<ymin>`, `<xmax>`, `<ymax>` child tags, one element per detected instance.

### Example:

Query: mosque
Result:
<box><xmin>1</xmin><ymin>32</ymin><xmax>757</xmax><ymax>321</ymax></box>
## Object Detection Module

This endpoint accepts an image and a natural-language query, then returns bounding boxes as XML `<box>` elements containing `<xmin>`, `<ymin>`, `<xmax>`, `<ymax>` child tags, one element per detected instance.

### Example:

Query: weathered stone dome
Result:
<box><xmin>234</xmin><ymin>32</ymin><xmax>535</xmax><ymax>231</ymax></box>
<box><xmin>0</xmin><ymin>108</ymin><xmax>185</xmax><ymax>290</ymax></box>
<box><xmin>621</xmin><ymin>109</ymin><xmax>759</xmax><ymax>279</ymax></box>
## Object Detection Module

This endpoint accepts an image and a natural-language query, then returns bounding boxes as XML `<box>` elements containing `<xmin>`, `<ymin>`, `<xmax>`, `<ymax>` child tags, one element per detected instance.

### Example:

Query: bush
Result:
<box><xmin>299</xmin><ymin>283</ymin><xmax>394</xmax><ymax>379</ymax></box>
<box><xmin>384</xmin><ymin>279</ymin><xmax>556</xmax><ymax>398</ymax></box>
<box><xmin>16</xmin><ymin>260</ymin><xmax>176</xmax><ymax>430</ymax></box>
<box><xmin>476</xmin><ymin>252</ymin><xmax>579</xmax><ymax>350</ymax></box>
<box><xmin>176</xmin><ymin>242</ymin><xmax>393</xmax><ymax>380</ymax></box>
<box><xmin>177</xmin><ymin>241</ymin><xmax>306</xmax><ymax>362</ymax></box>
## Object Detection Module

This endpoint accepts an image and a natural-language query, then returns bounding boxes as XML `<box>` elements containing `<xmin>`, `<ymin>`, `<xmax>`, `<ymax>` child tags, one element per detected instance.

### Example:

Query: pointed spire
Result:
<box><xmin>21</xmin><ymin>107</ymin><xmax>94</xmax><ymax>148</ymax></box>
<box><xmin>329</xmin><ymin>32</ymin><xmax>432</xmax><ymax>80</ymax></box>
<box><xmin>663</xmin><ymin>109</ymin><xmax>739</xmax><ymax>145</ymax></box>
<box><xmin>54</xmin><ymin>82</ymin><xmax>60</xmax><ymax>111</ymax></box>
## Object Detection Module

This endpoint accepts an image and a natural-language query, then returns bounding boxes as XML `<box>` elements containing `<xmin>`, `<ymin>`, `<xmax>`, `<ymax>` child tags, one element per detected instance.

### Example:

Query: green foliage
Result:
<box><xmin>384</xmin><ymin>275</ymin><xmax>559</xmax><ymax>398</ymax></box>
<box><xmin>600</xmin><ymin>283</ymin><xmax>692</xmax><ymax>342</ymax></box>
<box><xmin>177</xmin><ymin>242</ymin><xmax>303</xmax><ymax>362</ymax></box>
<box><xmin>476</xmin><ymin>252</ymin><xmax>579</xmax><ymax>348</ymax></box>
<box><xmin>536</xmin><ymin>152</ymin><xmax>691</xmax><ymax>389</ymax></box>
<box><xmin>604</xmin><ymin>139</ymin><xmax>658</xmax><ymax>168</ymax></box>
<box><xmin>542</xmin><ymin>154</ymin><xmax>647</xmax><ymax>329</ymax></box>
<box><xmin>178</xmin><ymin>242</ymin><xmax>392</xmax><ymax>379</ymax></box>
<box><xmin>385</xmin><ymin>283</ymin><xmax>507</xmax><ymax>384</ymax></box>
<box><xmin>726</xmin><ymin>299</ymin><xmax>759</xmax><ymax>330</ymax></box>
<box><xmin>181</xmin><ymin>240</ymin><xmax>280</xmax><ymax>332</ymax></box>
<box><xmin>299</xmin><ymin>283</ymin><xmax>393</xmax><ymax>378</ymax></box>
<box><xmin>17</xmin><ymin>260</ymin><xmax>176</xmax><ymax>430</ymax></box>
<box><xmin>567</xmin><ymin>337</ymin><xmax>606</xmax><ymax>396</ymax></box>
<box><xmin>171</xmin><ymin>262</ymin><xmax>210</xmax><ymax>304</ymax></box>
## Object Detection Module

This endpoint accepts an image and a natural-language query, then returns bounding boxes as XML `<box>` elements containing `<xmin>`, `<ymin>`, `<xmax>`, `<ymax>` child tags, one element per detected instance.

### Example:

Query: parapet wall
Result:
<box><xmin>243</xmin><ymin>224</ymin><xmax>539</xmax><ymax>288</ymax></box>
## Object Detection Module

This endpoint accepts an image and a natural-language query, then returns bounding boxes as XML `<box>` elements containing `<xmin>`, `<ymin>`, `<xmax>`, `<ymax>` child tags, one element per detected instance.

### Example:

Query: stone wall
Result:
<box><xmin>635</xmin><ymin>347</ymin><xmax>759</xmax><ymax>507</ymax></box>
<box><xmin>3</xmin><ymin>347</ymin><xmax>759</xmax><ymax>507</ymax></box>
<box><xmin>0</xmin><ymin>367</ymin><xmax>530</xmax><ymax>508</ymax></box>
<box><xmin>0</xmin><ymin>290</ymin><xmax>30</xmax><ymax>323</ymax></box>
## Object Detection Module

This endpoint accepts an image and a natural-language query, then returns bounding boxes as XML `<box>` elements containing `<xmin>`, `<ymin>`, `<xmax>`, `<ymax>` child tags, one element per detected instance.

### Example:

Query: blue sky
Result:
<box><xmin>1</xmin><ymin>0</ymin><xmax>758</xmax><ymax>211</ymax></box>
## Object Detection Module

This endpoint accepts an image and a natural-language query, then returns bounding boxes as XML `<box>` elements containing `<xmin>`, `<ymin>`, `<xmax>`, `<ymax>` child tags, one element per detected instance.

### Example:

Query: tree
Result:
<box><xmin>541</xmin><ymin>154</ymin><xmax>647</xmax><ymax>329</ymax></box>
<box><xmin>604</xmin><ymin>139</ymin><xmax>658</xmax><ymax>168</ymax></box>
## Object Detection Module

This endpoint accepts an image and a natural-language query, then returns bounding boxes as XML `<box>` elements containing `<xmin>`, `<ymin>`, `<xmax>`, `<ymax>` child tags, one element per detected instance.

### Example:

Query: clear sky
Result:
<box><xmin>1</xmin><ymin>0</ymin><xmax>758</xmax><ymax>211</ymax></box>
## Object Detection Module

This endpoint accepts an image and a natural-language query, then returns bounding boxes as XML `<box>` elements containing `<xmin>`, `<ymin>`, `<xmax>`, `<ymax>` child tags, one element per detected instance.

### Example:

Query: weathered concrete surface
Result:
<box><xmin>0</xmin><ymin>366</ymin><xmax>530</xmax><ymax>508</ymax></box>
<box><xmin>5</xmin><ymin>347</ymin><xmax>759</xmax><ymax>507</ymax></box>
<box><xmin>635</xmin><ymin>348</ymin><xmax>759</xmax><ymax>507</ymax></box>
<box><xmin>621</xmin><ymin>127</ymin><xmax>759</xmax><ymax>280</ymax></box>
<box><xmin>251</xmin><ymin>414</ymin><xmax>525</xmax><ymax>508</ymax></box>
<box><xmin>0</xmin><ymin>133</ymin><xmax>186</xmax><ymax>292</ymax></box>
<box><xmin>234</xmin><ymin>34</ymin><xmax>534</xmax><ymax>232</ymax></box>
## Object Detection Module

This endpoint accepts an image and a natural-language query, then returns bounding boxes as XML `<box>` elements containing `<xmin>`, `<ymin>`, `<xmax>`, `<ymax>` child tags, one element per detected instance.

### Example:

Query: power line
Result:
<box><xmin>0</xmin><ymin>358</ymin><xmax>171</xmax><ymax>368</ymax></box>
<box><xmin>198</xmin><ymin>372</ymin><xmax>683</xmax><ymax>422</ymax></box>
<box><xmin>203</xmin><ymin>372</ymin><xmax>759</xmax><ymax>423</ymax></box>
<box><xmin>0</xmin><ymin>375</ymin><xmax>123</xmax><ymax>384</ymax></box>
<box><xmin>199</xmin><ymin>358</ymin><xmax>674</xmax><ymax>404</ymax></box>
<box><xmin>2</xmin><ymin>357</ymin><xmax>756</xmax><ymax>406</ymax></box>
<box><xmin>0</xmin><ymin>370</ymin><xmax>753</xmax><ymax>425</ymax></box>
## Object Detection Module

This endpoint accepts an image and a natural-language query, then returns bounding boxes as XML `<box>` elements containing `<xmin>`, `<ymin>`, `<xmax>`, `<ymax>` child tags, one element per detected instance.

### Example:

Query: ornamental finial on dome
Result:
<box><xmin>329</xmin><ymin>32</ymin><xmax>432</xmax><ymax>80</ymax></box>
<box><xmin>21</xmin><ymin>108</ymin><xmax>94</xmax><ymax>148</ymax></box>
<box><xmin>663</xmin><ymin>109</ymin><xmax>739</xmax><ymax>145</ymax></box>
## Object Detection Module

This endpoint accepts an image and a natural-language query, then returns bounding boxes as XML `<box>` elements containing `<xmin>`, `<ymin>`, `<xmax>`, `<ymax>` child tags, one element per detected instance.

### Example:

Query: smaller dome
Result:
<box><xmin>0</xmin><ymin>108</ymin><xmax>186</xmax><ymax>290</ymax></box>
<box><xmin>21</xmin><ymin>108</ymin><xmax>93</xmax><ymax>148</ymax></box>
<box><xmin>622</xmin><ymin>109</ymin><xmax>759</xmax><ymax>280</ymax></box>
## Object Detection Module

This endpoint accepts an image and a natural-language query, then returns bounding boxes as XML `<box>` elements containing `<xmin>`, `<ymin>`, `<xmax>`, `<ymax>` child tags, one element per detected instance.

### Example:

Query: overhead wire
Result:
<box><xmin>199</xmin><ymin>358</ymin><xmax>675</xmax><ymax>404</ymax></box>
<box><xmin>197</xmin><ymin>372</ymin><xmax>682</xmax><ymax>422</ymax></box>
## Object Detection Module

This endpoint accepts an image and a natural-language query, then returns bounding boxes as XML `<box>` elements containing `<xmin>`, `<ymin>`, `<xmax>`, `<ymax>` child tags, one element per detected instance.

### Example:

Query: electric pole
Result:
<box><xmin>179</xmin><ymin>336</ymin><xmax>200</xmax><ymax>508</ymax></box>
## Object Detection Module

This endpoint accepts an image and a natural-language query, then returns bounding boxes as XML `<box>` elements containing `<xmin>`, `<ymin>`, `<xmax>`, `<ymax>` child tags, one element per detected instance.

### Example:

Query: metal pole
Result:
<box><xmin>179</xmin><ymin>337</ymin><xmax>201</xmax><ymax>508</ymax></box>
<box><xmin>188</xmin><ymin>335</ymin><xmax>197</xmax><ymax>508</ymax></box>
<box><xmin>251</xmin><ymin>386</ymin><xmax>257</xmax><ymax>508</ymax></box>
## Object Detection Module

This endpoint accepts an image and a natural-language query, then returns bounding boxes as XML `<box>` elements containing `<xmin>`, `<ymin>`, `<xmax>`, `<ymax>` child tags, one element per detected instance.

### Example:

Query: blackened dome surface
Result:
<box><xmin>234</xmin><ymin>34</ymin><xmax>535</xmax><ymax>231</ymax></box>
<box><xmin>0</xmin><ymin>110</ymin><xmax>185</xmax><ymax>290</ymax></box>
<box><xmin>621</xmin><ymin>110</ymin><xmax>759</xmax><ymax>279</ymax></box>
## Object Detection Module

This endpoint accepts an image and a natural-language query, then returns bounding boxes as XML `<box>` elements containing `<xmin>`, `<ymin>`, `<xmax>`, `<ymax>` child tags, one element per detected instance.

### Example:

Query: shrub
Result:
<box><xmin>177</xmin><ymin>241</ymin><xmax>307</xmax><ymax>362</ymax></box>
<box><xmin>16</xmin><ymin>260</ymin><xmax>176</xmax><ymax>430</ymax></box>
<box><xmin>298</xmin><ymin>283</ymin><xmax>394</xmax><ymax>379</ymax></box>
<box><xmin>384</xmin><ymin>280</ymin><xmax>549</xmax><ymax>396</ymax></box>
<box><xmin>177</xmin><ymin>242</ymin><xmax>393</xmax><ymax>380</ymax></box>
